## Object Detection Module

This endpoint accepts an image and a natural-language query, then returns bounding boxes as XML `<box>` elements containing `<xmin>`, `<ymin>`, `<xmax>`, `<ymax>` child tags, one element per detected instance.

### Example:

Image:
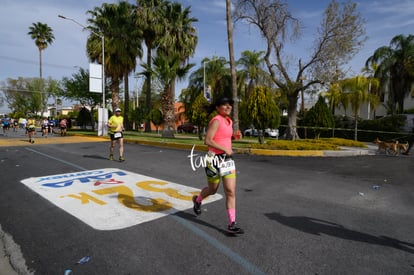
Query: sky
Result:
<box><xmin>1</xmin><ymin>0</ymin><xmax>414</xmax><ymax>113</ymax></box>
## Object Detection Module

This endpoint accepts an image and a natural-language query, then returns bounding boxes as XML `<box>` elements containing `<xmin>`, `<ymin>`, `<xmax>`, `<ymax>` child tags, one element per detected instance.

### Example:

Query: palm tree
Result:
<box><xmin>156</xmin><ymin>1</ymin><xmax>198</xmax><ymax>137</ymax></box>
<box><xmin>323</xmin><ymin>82</ymin><xmax>342</xmax><ymax>115</ymax></box>
<box><xmin>366</xmin><ymin>34</ymin><xmax>414</xmax><ymax>114</ymax></box>
<box><xmin>203</xmin><ymin>57</ymin><xmax>231</xmax><ymax>100</ymax></box>
<box><xmin>237</xmin><ymin>50</ymin><xmax>266</xmax><ymax>99</ymax></box>
<box><xmin>341</xmin><ymin>76</ymin><xmax>375</xmax><ymax>140</ymax></box>
<box><xmin>184</xmin><ymin>57</ymin><xmax>231</xmax><ymax>120</ymax></box>
<box><xmin>226</xmin><ymin>0</ymin><xmax>239</xmax><ymax>133</ymax></box>
<box><xmin>136</xmin><ymin>0</ymin><xmax>166</xmax><ymax>132</ymax></box>
<box><xmin>87</xmin><ymin>2</ymin><xmax>142</xmax><ymax>112</ymax></box>
<box><xmin>158</xmin><ymin>2</ymin><xmax>197</xmax><ymax>62</ymax></box>
<box><xmin>114</xmin><ymin>2</ymin><xmax>142</xmax><ymax>129</ymax></box>
<box><xmin>28</xmin><ymin>22</ymin><xmax>55</xmax><ymax>114</ymax></box>
<box><xmin>143</xmin><ymin>54</ymin><xmax>194</xmax><ymax>137</ymax></box>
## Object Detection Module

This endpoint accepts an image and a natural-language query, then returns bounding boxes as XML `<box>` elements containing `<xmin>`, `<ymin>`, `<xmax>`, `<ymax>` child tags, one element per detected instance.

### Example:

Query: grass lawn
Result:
<box><xmin>68</xmin><ymin>130</ymin><xmax>367</xmax><ymax>151</ymax></box>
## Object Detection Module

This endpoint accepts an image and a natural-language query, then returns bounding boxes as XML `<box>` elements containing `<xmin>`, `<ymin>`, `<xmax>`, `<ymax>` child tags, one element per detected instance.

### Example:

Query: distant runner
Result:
<box><xmin>107</xmin><ymin>108</ymin><xmax>125</xmax><ymax>162</ymax></box>
<box><xmin>27</xmin><ymin>115</ymin><xmax>36</xmax><ymax>143</ymax></box>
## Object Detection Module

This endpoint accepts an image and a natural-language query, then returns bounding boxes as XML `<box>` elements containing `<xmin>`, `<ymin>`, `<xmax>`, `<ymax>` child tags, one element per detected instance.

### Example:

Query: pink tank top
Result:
<box><xmin>209</xmin><ymin>114</ymin><xmax>233</xmax><ymax>154</ymax></box>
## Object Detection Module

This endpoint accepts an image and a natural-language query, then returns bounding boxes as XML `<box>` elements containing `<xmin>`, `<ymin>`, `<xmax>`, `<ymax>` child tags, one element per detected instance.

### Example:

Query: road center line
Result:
<box><xmin>25</xmin><ymin>147</ymin><xmax>87</xmax><ymax>171</ymax></box>
<box><xmin>172</xmin><ymin>215</ymin><xmax>266</xmax><ymax>275</ymax></box>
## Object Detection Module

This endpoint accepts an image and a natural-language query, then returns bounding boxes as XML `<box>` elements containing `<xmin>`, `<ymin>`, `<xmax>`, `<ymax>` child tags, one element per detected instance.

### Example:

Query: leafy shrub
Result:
<box><xmin>248</xmin><ymin>137</ymin><xmax>366</xmax><ymax>150</ymax></box>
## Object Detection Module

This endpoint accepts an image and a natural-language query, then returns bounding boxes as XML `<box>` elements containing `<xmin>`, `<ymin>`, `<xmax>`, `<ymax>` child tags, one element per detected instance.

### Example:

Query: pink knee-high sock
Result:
<box><xmin>227</xmin><ymin>208</ymin><xmax>236</xmax><ymax>224</ymax></box>
<box><xmin>196</xmin><ymin>195</ymin><xmax>203</xmax><ymax>203</ymax></box>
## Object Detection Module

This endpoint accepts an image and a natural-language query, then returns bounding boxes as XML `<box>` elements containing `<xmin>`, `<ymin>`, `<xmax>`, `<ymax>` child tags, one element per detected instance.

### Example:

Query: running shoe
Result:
<box><xmin>119</xmin><ymin>156</ymin><xmax>125</xmax><ymax>162</ymax></box>
<box><xmin>192</xmin><ymin>195</ymin><xmax>201</xmax><ymax>215</ymax></box>
<box><xmin>227</xmin><ymin>222</ymin><xmax>244</xmax><ymax>234</ymax></box>
<box><xmin>109</xmin><ymin>154</ymin><xmax>113</xmax><ymax>161</ymax></box>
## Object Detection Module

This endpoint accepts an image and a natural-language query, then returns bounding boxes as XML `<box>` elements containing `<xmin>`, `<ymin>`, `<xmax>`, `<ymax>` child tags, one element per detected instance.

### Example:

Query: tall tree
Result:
<box><xmin>233</xmin><ymin>0</ymin><xmax>366</xmax><ymax>140</ymax></box>
<box><xmin>184</xmin><ymin>57</ymin><xmax>232</xmax><ymax>119</ymax></box>
<box><xmin>237</xmin><ymin>50</ymin><xmax>266</xmax><ymax>99</ymax></box>
<box><xmin>28</xmin><ymin>22</ymin><xmax>55</xmax><ymax>81</ymax></box>
<box><xmin>115</xmin><ymin>1</ymin><xmax>143</xmax><ymax>130</ymax></box>
<box><xmin>28</xmin><ymin>22</ymin><xmax>55</xmax><ymax>115</ymax></box>
<box><xmin>365</xmin><ymin>34</ymin><xmax>414</xmax><ymax>114</ymax></box>
<box><xmin>202</xmin><ymin>57</ymin><xmax>231</xmax><ymax>100</ymax></box>
<box><xmin>324</xmin><ymin>82</ymin><xmax>342</xmax><ymax>115</ymax></box>
<box><xmin>156</xmin><ymin>1</ymin><xmax>198</xmax><ymax>137</ymax></box>
<box><xmin>340</xmin><ymin>76</ymin><xmax>372</xmax><ymax>140</ymax></box>
<box><xmin>226</xmin><ymin>0</ymin><xmax>239</xmax><ymax>134</ymax></box>
<box><xmin>87</xmin><ymin>2</ymin><xmax>142</xmax><ymax>112</ymax></box>
<box><xmin>142</xmin><ymin>54</ymin><xmax>194</xmax><ymax>137</ymax></box>
<box><xmin>136</xmin><ymin>0</ymin><xmax>166</xmax><ymax>132</ymax></box>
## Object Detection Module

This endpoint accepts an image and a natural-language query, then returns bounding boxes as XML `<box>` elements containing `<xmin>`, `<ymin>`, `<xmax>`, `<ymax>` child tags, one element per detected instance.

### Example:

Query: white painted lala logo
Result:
<box><xmin>21</xmin><ymin>168</ymin><xmax>222</xmax><ymax>230</ymax></box>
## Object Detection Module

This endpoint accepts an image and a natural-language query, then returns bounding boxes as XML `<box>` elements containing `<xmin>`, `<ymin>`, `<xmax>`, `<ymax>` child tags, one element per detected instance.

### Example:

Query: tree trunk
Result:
<box><xmin>161</xmin><ymin>83</ymin><xmax>175</xmax><ymax>138</ymax></box>
<box><xmin>39</xmin><ymin>49</ymin><xmax>44</xmax><ymax>116</ymax></box>
<box><xmin>90</xmin><ymin>107</ymin><xmax>95</xmax><ymax>131</ymax></box>
<box><xmin>354</xmin><ymin>111</ymin><xmax>358</xmax><ymax>141</ymax></box>
<box><xmin>389</xmin><ymin>81</ymin><xmax>396</xmax><ymax>115</ymax></box>
<box><xmin>284</xmin><ymin>92</ymin><xmax>300</xmax><ymax>140</ymax></box>
<box><xmin>145</xmin><ymin>45</ymin><xmax>152</xmax><ymax>132</ymax></box>
<box><xmin>258</xmin><ymin>128</ymin><xmax>265</xmax><ymax>144</ymax></box>
<box><xmin>124</xmin><ymin>72</ymin><xmax>130</xmax><ymax>130</ymax></box>
<box><xmin>111</xmin><ymin>78</ymin><xmax>120</xmax><ymax>111</ymax></box>
<box><xmin>226</xmin><ymin>0</ymin><xmax>239</xmax><ymax>134</ymax></box>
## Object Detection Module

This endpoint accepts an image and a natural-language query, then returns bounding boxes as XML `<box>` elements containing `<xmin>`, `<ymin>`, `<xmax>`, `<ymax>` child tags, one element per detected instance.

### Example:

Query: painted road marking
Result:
<box><xmin>0</xmin><ymin>135</ymin><xmax>107</xmax><ymax>147</ymax></box>
<box><xmin>21</xmin><ymin>168</ymin><xmax>222</xmax><ymax>230</ymax></box>
<box><xmin>22</xmin><ymin>148</ymin><xmax>264</xmax><ymax>274</ymax></box>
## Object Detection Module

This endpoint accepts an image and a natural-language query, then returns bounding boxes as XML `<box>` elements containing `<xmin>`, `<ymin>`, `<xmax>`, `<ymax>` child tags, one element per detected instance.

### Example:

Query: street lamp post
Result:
<box><xmin>58</xmin><ymin>14</ymin><xmax>106</xmax><ymax>136</ymax></box>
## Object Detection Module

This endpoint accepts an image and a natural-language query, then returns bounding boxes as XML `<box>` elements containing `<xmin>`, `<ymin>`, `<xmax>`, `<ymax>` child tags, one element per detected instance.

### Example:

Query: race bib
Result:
<box><xmin>219</xmin><ymin>159</ymin><xmax>235</xmax><ymax>176</ymax></box>
<box><xmin>114</xmin><ymin>132</ymin><xmax>122</xmax><ymax>139</ymax></box>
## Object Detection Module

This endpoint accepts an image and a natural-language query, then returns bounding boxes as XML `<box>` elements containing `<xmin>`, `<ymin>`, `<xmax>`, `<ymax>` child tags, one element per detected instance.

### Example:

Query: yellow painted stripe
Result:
<box><xmin>0</xmin><ymin>135</ymin><xmax>107</xmax><ymax>147</ymax></box>
<box><xmin>249</xmin><ymin>149</ymin><xmax>324</xmax><ymax>156</ymax></box>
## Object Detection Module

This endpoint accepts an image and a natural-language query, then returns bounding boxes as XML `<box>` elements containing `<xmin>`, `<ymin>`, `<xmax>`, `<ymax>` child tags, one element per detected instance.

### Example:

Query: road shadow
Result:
<box><xmin>174</xmin><ymin>212</ymin><xmax>236</xmax><ymax>237</ymax></box>
<box><xmin>265</xmin><ymin>212</ymin><xmax>414</xmax><ymax>254</ymax></box>
<box><xmin>83</xmin><ymin>154</ymin><xmax>108</xmax><ymax>160</ymax></box>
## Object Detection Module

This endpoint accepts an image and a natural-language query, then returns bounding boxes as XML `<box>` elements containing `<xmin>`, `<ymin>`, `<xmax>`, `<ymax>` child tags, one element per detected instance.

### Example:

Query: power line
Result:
<box><xmin>0</xmin><ymin>55</ymin><xmax>79</xmax><ymax>70</ymax></box>
<box><xmin>0</xmin><ymin>87</ymin><xmax>48</xmax><ymax>94</ymax></box>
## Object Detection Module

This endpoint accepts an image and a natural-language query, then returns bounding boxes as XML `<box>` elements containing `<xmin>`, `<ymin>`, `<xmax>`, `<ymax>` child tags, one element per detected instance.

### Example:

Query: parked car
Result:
<box><xmin>177</xmin><ymin>123</ymin><xmax>197</xmax><ymax>134</ymax></box>
<box><xmin>243</xmin><ymin>128</ymin><xmax>258</xmax><ymax>137</ymax></box>
<box><xmin>243</xmin><ymin>128</ymin><xmax>279</xmax><ymax>138</ymax></box>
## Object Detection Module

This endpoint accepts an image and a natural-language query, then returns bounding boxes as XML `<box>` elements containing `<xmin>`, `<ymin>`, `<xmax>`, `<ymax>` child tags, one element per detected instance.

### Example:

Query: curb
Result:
<box><xmin>123</xmin><ymin>137</ymin><xmax>375</xmax><ymax>157</ymax></box>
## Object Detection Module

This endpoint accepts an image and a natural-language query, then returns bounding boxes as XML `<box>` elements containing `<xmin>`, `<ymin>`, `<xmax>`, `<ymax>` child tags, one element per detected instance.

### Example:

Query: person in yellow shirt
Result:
<box><xmin>107</xmin><ymin>108</ymin><xmax>125</xmax><ymax>161</ymax></box>
<box><xmin>27</xmin><ymin>115</ymin><xmax>36</xmax><ymax>143</ymax></box>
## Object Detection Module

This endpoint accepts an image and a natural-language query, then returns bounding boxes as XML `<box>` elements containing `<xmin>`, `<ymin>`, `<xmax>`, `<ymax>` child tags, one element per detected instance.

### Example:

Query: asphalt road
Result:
<box><xmin>0</xmin><ymin>131</ymin><xmax>413</xmax><ymax>274</ymax></box>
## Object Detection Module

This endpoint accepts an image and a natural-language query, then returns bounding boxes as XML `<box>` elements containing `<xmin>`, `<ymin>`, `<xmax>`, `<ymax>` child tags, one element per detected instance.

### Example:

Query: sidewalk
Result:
<box><xmin>0</xmin><ymin>226</ymin><xmax>31</xmax><ymax>275</ymax></box>
<box><xmin>0</xmin><ymin>129</ymin><xmax>107</xmax><ymax>147</ymax></box>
